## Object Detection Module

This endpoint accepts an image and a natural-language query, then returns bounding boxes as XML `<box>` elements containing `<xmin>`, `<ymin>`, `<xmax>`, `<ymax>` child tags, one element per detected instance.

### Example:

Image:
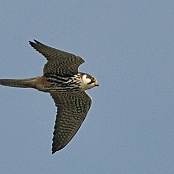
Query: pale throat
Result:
<box><xmin>81</xmin><ymin>74</ymin><xmax>94</xmax><ymax>90</ymax></box>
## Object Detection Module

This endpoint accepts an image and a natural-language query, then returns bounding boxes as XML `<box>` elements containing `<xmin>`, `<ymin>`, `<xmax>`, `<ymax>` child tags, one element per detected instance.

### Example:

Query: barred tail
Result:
<box><xmin>0</xmin><ymin>77</ymin><xmax>36</xmax><ymax>88</ymax></box>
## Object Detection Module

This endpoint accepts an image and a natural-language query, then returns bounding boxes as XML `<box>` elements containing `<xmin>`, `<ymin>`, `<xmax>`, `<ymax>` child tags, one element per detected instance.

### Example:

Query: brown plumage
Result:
<box><xmin>30</xmin><ymin>40</ymin><xmax>84</xmax><ymax>76</ymax></box>
<box><xmin>0</xmin><ymin>40</ymin><xmax>98</xmax><ymax>153</ymax></box>
<box><xmin>50</xmin><ymin>91</ymin><xmax>91</xmax><ymax>153</ymax></box>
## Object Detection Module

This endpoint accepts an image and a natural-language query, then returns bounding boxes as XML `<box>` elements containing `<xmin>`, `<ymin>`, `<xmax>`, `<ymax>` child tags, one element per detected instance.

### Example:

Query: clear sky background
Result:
<box><xmin>0</xmin><ymin>1</ymin><xmax>174</xmax><ymax>174</ymax></box>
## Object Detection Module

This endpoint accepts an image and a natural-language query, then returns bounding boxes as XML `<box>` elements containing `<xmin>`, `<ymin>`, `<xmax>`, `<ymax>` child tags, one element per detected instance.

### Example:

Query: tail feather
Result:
<box><xmin>0</xmin><ymin>78</ymin><xmax>36</xmax><ymax>88</ymax></box>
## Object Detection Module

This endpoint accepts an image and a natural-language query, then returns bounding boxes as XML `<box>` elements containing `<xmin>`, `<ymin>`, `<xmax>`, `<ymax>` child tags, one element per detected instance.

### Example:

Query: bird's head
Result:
<box><xmin>80</xmin><ymin>73</ymin><xmax>99</xmax><ymax>90</ymax></box>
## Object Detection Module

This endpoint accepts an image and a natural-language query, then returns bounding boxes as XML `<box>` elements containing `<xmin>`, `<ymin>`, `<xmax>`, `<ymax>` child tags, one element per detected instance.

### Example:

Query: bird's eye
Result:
<box><xmin>87</xmin><ymin>78</ymin><xmax>95</xmax><ymax>84</ymax></box>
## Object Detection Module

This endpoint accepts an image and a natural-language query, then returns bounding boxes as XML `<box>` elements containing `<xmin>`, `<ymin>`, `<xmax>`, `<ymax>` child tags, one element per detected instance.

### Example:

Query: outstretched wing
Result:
<box><xmin>50</xmin><ymin>91</ymin><xmax>92</xmax><ymax>153</ymax></box>
<box><xmin>29</xmin><ymin>40</ymin><xmax>84</xmax><ymax>76</ymax></box>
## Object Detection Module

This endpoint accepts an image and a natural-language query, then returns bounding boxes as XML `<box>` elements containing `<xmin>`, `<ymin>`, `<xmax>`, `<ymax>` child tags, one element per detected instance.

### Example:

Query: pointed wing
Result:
<box><xmin>50</xmin><ymin>91</ymin><xmax>92</xmax><ymax>153</ymax></box>
<box><xmin>29</xmin><ymin>40</ymin><xmax>84</xmax><ymax>76</ymax></box>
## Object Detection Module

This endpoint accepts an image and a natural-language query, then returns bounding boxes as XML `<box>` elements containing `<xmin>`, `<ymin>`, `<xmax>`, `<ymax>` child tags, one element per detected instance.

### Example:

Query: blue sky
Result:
<box><xmin>0</xmin><ymin>1</ymin><xmax>174</xmax><ymax>174</ymax></box>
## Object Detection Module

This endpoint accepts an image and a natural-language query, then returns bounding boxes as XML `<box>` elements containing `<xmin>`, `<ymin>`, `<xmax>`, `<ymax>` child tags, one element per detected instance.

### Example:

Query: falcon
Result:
<box><xmin>0</xmin><ymin>40</ymin><xmax>99</xmax><ymax>154</ymax></box>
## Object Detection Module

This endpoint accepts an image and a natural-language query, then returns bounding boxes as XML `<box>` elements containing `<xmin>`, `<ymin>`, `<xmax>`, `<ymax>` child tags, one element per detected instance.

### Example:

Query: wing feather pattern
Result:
<box><xmin>50</xmin><ymin>91</ymin><xmax>92</xmax><ymax>153</ymax></box>
<box><xmin>29</xmin><ymin>40</ymin><xmax>84</xmax><ymax>76</ymax></box>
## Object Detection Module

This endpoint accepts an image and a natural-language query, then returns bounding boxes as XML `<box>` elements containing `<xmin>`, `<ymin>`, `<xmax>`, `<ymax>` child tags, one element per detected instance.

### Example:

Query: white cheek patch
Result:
<box><xmin>82</xmin><ymin>74</ymin><xmax>91</xmax><ymax>84</ymax></box>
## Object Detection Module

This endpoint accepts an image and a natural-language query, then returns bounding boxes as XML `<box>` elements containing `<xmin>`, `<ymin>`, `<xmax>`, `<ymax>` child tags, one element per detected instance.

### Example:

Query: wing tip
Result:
<box><xmin>52</xmin><ymin>145</ymin><xmax>65</xmax><ymax>154</ymax></box>
<box><xmin>29</xmin><ymin>39</ymin><xmax>42</xmax><ymax>46</ymax></box>
<box><xmin>52</xmin><ymin>150</ymin><xmax>56</xmax><ymax>154</ymax></box>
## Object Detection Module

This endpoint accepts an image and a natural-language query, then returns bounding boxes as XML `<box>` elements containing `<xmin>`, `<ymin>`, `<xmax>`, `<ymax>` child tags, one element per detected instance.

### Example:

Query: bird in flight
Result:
<box><xmin>0</xmin><ymin>40</ymin><xmax>99</xmax><ymax>154</ymax></box>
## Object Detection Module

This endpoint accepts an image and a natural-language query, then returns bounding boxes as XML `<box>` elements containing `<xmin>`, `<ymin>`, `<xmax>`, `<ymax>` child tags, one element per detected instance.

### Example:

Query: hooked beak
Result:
<box><xmin>94</xmin><ymin>79</ymin><xmax>99</xmax><ymax>86</ymax></box>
